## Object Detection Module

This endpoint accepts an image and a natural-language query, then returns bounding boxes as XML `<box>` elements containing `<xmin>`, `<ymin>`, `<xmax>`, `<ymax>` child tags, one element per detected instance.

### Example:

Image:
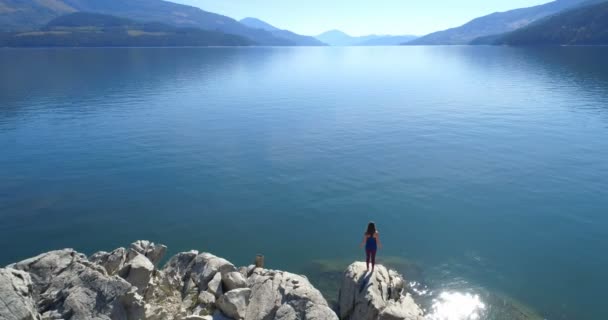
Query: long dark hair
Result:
<box><xmin>366</xmin><ymin>221</ymin><xmax>377</xmax><ymax>237</ymax></box>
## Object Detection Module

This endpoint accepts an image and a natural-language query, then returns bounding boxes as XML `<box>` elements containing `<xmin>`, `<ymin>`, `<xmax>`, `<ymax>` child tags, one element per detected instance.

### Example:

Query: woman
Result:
<box><xmin>360</xmin><ymin>221</ymin><xmax>382</xmax><ymax>272</ymax></box>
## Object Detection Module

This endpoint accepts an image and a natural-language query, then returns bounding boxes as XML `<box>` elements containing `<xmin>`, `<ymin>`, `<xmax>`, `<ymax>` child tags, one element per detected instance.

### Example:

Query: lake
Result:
<box><xmin>0</xmin><ymin>46</ymin><xmax>607</xmax><ymax>320</ymax></box>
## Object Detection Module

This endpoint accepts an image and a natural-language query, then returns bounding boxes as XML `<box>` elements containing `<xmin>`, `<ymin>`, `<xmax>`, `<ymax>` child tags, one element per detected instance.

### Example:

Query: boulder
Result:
<box><xmin>144</xmin><ymin>269</ymin><xmax>190</xmax><ymax>319</ymax></box>
<box><xmin>189</xmin><ymin>253</ymin><xmax>237</xmax><ymax>291</ymax></box>
<box><xmin>275</xmin><ymin>304</ymin><xmax>297</xmax><ymax>320</ymax></box>
<box><xmin>147</xmin><ymin>250</ymin><xmax>227</xmax><ymax>319</ymax></box>
<box><xmin>89</xmin><ymin>241</ymin><xmax>166</xmax><ymax>277</ymax></box>
<box><xmin>274</xmin><ymin>300</ymin><xmax>338</xmax><ymax>320</ymax></box>
<box><xmin>120</xmin><ymin>288</ymin><xmax>147</xmax><ymax>319</ymax></box>
<box><xmin>379</xmin><ymin>296</ymin><xmax>424</xmax><ymax>320</ymax></box>
<box><xmin>128</xmin><ymin>240</ymin><xmax>168</xmax><ymax>266</ymax></box>
<box><xmin>9</xmin><ymin>249</ymin><xmax>80</xmax><ymax>295</ymax></box>
<box><xmin>119</xmin><ymin>253</ymin><xmax>155</xmax><ymax>294</ymax></box>
<box><xmin>338</xmin><ymin>262</ymin><xmax>423</xmax><ymax>320</ymax></box>
<box><xmin>161</xmin><ymin>250</ymin><xmax>199</xmax><ymax>291</ymax></box>
<box><xmin>245</xmin><ymin>268</ymin><xmax>338</xmax><ymax>320</ymax></box>
<box><xmin>207</xmin><ymin>272</ymin><xmax>224</xmax><ymax>298</ymax></box>
<box><xmin>0</xmin><ymin>268</ymin><xmax>39</xmax><ymax>320</ymax></box>
<box><xmin>10</xmin><ymin>249</ymin><xmax>142</xmax><ymax>320</ymax></box>
<box><xmin>222</xmin><ymin>272</ymin><xmax>248</xmax><ymax>291</ymax></box>
<box><xmin>217</xmin><ymin>288</ymin><xmax>251</xmax><ymax>320</ymax></box>
<box><xmin>90</xmin><ymin>247</ymin><xmax>127</xmax><ymax>276</ymax></box>
<box><xmin>198</xmin><ymin>290</ymin><xmax>216</xmax><ymax>305</ymax></box>
<box><xmin>193</xmin><ymin>291</ymin><xmax>216</xmax><ymax>315</ymax></box>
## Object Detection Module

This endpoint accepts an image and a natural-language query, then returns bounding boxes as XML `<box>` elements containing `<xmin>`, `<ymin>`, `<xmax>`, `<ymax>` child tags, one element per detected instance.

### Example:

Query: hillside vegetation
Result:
<box><xmin>408</xmin><ymin>0</ymin><xmax>599</xmax><ymax>45</ymax></box>
<box><xmin>476</xmin><ymin>1</ymin><xmax>608</xmax><ymax>45</ymax></box>
<box><xmin>0</xmin><ymin>12</ymin><xmax>252</xmax><ymax>47</ymax></box>
<box><xmin>0</xmin><ymin>0</ymin><xmax>291</xmax><ymax>45</ymax></box>
<box><xmin>240</xmin><ymin>17</ymin><xmax>326</xmax><ymax>46</ymax></box>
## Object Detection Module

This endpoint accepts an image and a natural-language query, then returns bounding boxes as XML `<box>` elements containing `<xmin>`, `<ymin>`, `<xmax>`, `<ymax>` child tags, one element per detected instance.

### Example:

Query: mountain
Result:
<box><xmin>240</xmin><ymin>17</ymin><xmax>326</xmax><ymax>46</ymax></box>
<box><xmin>240</xmin><ymin>17</ymin><xmax>280</xmax><ymax>32</ymax></box>
<box><xmin>316</xmin><ymin>30</ymin><xmax>417</xmax><ymax>46</ymax></box>
<box><xmin>0</xmin><ymin>12</ymin><xmax>253</xmax><ymax>47</ymax></box>
<box><xmin>473</xmin><ymin>1</ymin><xmax>608</xmax><ymax>45</ymax></box>
<box><xmin>0</xmin><ymin>0</ymin><xmax>291</xmax><ymax>45</ymax></box>
<box><xmin>357</xmin><ymin>35</ymin><xmax>418</xmax><ymax>46</ymax></box>
<box><xmin>408</xmin><ymin>0</ymin><xmax>595</xmax><ymax>45</ymax></box>
<box><xmin>315</xmin><ymin>30</ymin><xmax>379</xmax><ymax>46</ymax></box>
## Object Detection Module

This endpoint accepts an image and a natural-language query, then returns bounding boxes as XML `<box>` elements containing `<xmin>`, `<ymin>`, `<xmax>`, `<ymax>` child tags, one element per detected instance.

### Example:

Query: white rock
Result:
<box><xmin>275</xmin><ymin>304</ymin><xmax>297</xmax><ymax>320</ymax></box>
<box><xmin>222</xmin><ymin>271</ymin><xmax>248</xmax><ymax>291</ymax></box>
<box><xmin>144</xmin><ymin>270</ymin><xmax>188</xmax><ymax>319</ymax></box>
<box><xmin>245</xmin><ymin>269</ymin><xmax>338</xmax><ymax>320</ymax></box>
<box><xmin>217</xmin><ymin>288</ymin><xmax>251</xmax><ymax>320</ymax></box>
<box><xmin>238</xmin><ymin>266</ymin><xmax>249</xmax><ymax>279</ymax></box>
<box><xmin>10</xmin><ymin>249</ymin><xmax>77</xmax><ymax>293</ymax></box>
<box><xmin>162</xmin><ymin>250</ymin><xmax>199</xmax><ymax>291</ymax></box>
<box><xmin>198</xmin><ymin>290</ymin><xmax>216</xmax><ymax>305</ymax></box>
<box><xmin>128</xmin><ymin>240</ymin><xmax>168</xmax><ymax>266</ymax></box>
<box><xmin>379</xmin><ymin>295</ymin><xmax>424</xmax><ymax>320</ymax></box>
<box><xmin>1</xmin><ymin>242</ymin><xmax>343</xmax><ymax>320</ymax></box>
<box><xmin>10</xmin><ymin>249</ymin><xmax>140</xmax><ymax>320</ymax></box>
<box><xmin>207</xmin><ymin>272</ymin><xmax>224</xmax><ymax>297</ymax></box>
<box><xmin>90</xmin><ymin>247</ymin><xmax>127</xmax><ymax>275</ymax></box>
<box><xmin>189</xmin><ymin>253</ymin><xmax>237</xmax><ymax>291</ymax></box>
<box><xmin>0</xmin><ymin>268</ymin><xmax>39</xmax><ymax>320</ymax></box>
<box><xmin>119</xmin><ymin>253</ymin><xmax>154</xmax><ymax>294</ymax></box>
<box><xmin>246</xmin><ymin>265</ymin><xmax>256</xmax><ymax>277</ymax></box>
<box><xmin>338</xmin><ymin>262</ymin><xmax>423</xmax><ymax>320</ymax></box>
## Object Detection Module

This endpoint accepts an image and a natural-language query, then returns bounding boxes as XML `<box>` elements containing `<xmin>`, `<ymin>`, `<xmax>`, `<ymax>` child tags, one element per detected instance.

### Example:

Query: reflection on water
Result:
<box><xmin>426</xmin><ymin>292</ymin><xmax>486</xmax><ymax>320</ymax></box>
<box><xmin>302</xmin><ymin>257</ymin><xmax>543</xmax><ymax>320</ymax></box>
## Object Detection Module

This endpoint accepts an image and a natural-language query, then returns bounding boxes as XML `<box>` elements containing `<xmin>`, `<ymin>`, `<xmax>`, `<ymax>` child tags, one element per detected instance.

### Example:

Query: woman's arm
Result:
<box><xmin>360</xmin><ymin>234</ymin><xmax>367</xmax><ymax>248</ymax></box>
<box><xmin>376</xmin><ymin>233</ymin><xmax>382</xmax><ymax>249</ymax></box>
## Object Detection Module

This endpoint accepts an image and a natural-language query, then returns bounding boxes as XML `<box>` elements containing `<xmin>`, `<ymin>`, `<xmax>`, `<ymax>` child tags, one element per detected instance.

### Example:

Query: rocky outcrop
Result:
<box><xmin>90</xmin><ymin>247</ymin><xmax>127</xmax><ymax>276</ymax></box>
<box><xmin>119</xmin><ymin>253</ymin><xmax>155</xmax><ymax>295</ymax></box>
<box><xmin>1</xmin><ymin>242</ymin><xmax>424</xmax><ymax>320</ymax></box>
<box><xmin>338</xmin><ymin>262</ymin><xmax>423</xmax><ymax>320</ymax></box>
<box><xmin>6</xmin><ymin>249</ymin><xmax>142</xmax><ymax>320</ymax></box>
<box><xmin>246</xmin><ymin>268</ymin><xmax>338</xmax><ymax>320</ymax></box>
<box><xmin>0</xmin><ymin>268</ymin><xmax>38</xmax><ymax>320</ymax></box>
<box><xmin>128</xmin><ymin>240</ymin><xmax>167</xmax><ymax>267</ymax></box>
<box><xmin>217</xmin><ymin>288</ymin><xmax>250</xmax><ymax>319</ymax></box>
<box><xmin>0</xmin><ymin>241</ymin><xmax>349</xmax><ymax>320</ymax></box>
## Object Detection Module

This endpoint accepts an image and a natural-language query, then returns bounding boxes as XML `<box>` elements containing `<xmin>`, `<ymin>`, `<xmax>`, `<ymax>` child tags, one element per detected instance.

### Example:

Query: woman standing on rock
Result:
<box><xmin>360</xmin><ymin>221</ymin><xmax>382</xmax><ymax>272</ymax></box>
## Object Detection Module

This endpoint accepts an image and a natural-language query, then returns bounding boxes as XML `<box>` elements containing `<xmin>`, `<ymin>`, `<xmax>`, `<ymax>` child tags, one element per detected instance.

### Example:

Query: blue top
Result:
<box><xmin>365</xmin><ymin>233</ymin><xmax>377</xmax><ymax>251</ymax></box>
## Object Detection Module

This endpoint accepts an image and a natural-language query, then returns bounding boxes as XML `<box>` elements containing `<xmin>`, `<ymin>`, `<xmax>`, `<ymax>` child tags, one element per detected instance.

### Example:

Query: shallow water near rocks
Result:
<box><xmin>1</xmin><ymin>46</ymin><xmax>608</xmax><ymax>319</ymax></box>
<box><xmin>302</xmin><ymin>257</ymin><xmax>544</xmax><ymax>320</ymax></box>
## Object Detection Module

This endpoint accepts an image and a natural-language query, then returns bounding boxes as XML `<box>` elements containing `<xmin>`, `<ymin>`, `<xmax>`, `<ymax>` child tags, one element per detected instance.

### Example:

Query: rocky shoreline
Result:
<box><xmin>0</xmin><ymin>240</ymin><xmax>424</xmax><ymax>320</ymax></box>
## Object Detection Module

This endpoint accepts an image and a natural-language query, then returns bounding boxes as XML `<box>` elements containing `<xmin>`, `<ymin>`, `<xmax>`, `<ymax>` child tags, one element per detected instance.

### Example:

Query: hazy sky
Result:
<box><xmin>173</xmin><ymin>0</ymin><xmax>552</xmax><ymax>36</ymax></box>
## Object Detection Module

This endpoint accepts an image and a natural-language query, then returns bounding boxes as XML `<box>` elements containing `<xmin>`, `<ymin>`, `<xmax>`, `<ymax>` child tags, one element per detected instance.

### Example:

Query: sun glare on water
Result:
<box><xmin>426</xmin><ymin>291</ymin><xmax>486</xmax><ymax>320</ymax></box>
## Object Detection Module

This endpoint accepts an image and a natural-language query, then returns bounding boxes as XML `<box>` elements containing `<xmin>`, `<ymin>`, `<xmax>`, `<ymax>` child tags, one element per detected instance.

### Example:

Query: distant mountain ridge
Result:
<box><xmin>357</xmin><ymin>35</ymin><xmax>418</xmax><ymax>46</ymax></box>
<box><xmin>0</xmin><ymin>0</ymin><xmax>293</xmax><ymax>45</ymax></box>
<box><xmin>316</xmin><ymin>30</ymin><xmax>417</xmax><ymax>46</ymax></box>
<box><xmin>408</xmin><ymin>0</ymin><xmax>596</xmax><ymax>45</ymax></box>
<box><xmin>240</xmin><ymin>17</ymin><xmax>326</xmax><ymax>46</ymax></box>
<box><xmin>316</xmin><ymin>30</ymin><xmax>376</xmax><ymax>46</ymax></box>
<box><xmin>473</xmin><ymin>0</ymin><xmax>608</xmax><ymax>45</ymax></box>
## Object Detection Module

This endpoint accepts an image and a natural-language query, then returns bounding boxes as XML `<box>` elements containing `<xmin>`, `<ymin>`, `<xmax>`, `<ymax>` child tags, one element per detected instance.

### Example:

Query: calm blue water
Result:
<box><xmin>1</xmin><ymin>47</ymin><xmax>607</xmax><ymax>319</ymax></box>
